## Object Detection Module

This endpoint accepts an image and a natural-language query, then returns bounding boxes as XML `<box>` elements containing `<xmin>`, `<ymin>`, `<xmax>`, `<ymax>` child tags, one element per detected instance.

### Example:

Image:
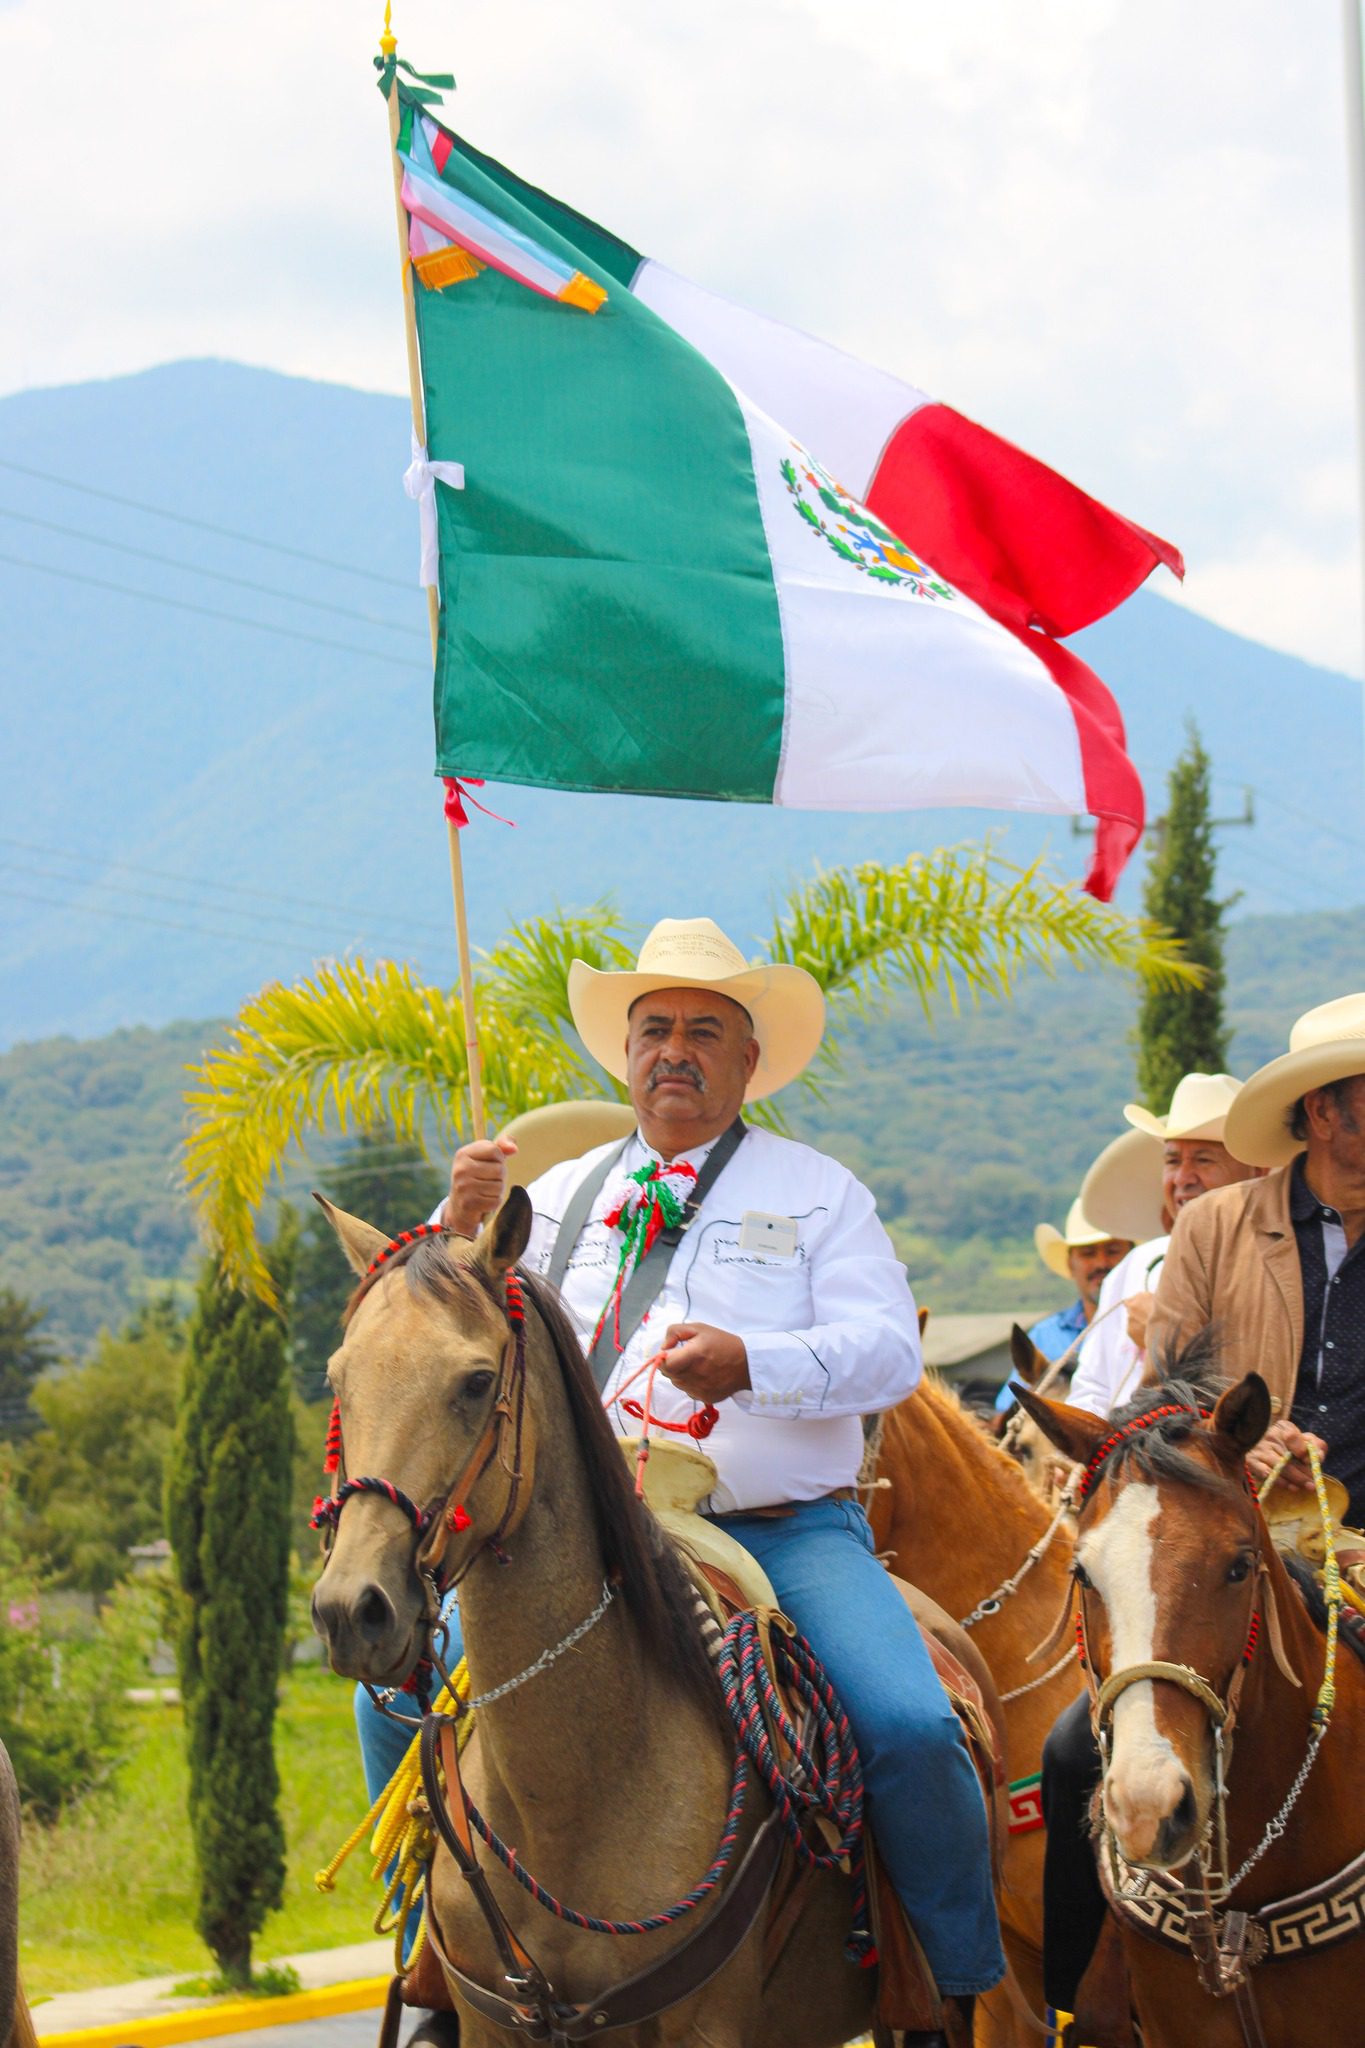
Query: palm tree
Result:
<box><xmin>184</xmin><ymin>847</ymin><xmax>1193</xmax><ymax>1299</ymax></box>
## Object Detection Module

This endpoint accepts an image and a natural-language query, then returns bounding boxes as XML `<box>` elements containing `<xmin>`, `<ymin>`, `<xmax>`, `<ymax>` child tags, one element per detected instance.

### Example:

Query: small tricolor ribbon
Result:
<box><xmin>591</xmin><ymin>1159</ymin><xmax>698</xmax><ymax>1357</ymax></box>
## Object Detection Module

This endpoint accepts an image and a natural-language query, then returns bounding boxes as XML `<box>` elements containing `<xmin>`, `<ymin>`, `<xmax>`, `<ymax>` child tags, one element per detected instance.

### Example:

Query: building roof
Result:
<box><xmin>923</xmin><ymin>1312</ymin><xmax>1048</xmax><ymax>1372</ymax></box>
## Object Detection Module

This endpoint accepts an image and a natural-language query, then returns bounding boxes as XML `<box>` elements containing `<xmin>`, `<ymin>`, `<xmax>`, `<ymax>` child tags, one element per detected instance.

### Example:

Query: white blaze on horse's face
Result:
<box><xmin>1078</xmin><ymin>1482</ymin><xmax>1195</xmax><ymax>1866</ymax></box>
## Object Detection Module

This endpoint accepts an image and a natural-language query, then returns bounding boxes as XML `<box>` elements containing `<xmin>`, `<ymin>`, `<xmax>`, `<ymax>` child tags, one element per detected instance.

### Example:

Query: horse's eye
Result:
<box><xmin>1074</xmin><ymin>1562</ymin><xmax>1093</xmax><ymax>1592</ymax></box>
<box><xmin>461</xmin><ymin>1370</ymin><xmax>496</xmax><ymax>1401</ymax></box>
<box><xmin>1226</xmin><ymin>1554</ymin><xmax>1253</xmax><ymax>1585</ymax></box>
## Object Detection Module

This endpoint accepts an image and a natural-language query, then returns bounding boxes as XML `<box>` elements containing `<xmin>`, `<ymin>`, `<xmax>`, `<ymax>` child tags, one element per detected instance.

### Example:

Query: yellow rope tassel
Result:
<box><xmin>317</xmin><ymin>1661</ymin><xmax>474</xmax><ymax>1969</ymax></box>
<box><xmin>1307</xmin><ymin>1444</ymin><xmax>1342</xmax><ymax>1726</ymax></box>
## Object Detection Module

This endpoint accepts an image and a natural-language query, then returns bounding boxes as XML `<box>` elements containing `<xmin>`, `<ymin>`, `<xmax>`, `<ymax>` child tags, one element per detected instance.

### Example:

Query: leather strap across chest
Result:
<box><xmin>418</xmin><ymin>1710</ymin><xmax>785</xmax><ymax>2043</ymax></box>
<box><xmin>546</xmin><ymin>1118</ymin><xmax>748</xmax><ymax>1391</ymax></box>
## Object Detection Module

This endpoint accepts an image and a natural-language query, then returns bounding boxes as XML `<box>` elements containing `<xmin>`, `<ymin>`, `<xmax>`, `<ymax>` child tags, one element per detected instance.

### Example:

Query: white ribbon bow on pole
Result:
<box><xmin>403</xmin><ymin>429</ymin><xmax>465</xmax><ymax>589</ymax></box>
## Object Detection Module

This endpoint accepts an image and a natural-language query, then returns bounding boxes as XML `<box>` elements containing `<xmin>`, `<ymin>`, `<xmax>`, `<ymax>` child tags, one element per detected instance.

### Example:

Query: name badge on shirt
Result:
<box><xmin>738</xmin><ymin>1211</ymin><xmax>799</xmax><ymax>1258</ymax></box>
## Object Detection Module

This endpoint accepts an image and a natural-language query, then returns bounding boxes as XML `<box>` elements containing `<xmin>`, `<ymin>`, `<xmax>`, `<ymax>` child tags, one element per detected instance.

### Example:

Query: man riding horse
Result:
<box><xmin>353</xmin><ymin>914</ymin><xmax>1004</xmax><ymax>2041</ymax></box>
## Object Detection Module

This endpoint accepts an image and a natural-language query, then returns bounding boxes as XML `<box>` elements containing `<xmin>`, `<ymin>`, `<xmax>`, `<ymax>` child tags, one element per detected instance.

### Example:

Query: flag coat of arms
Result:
<box><xmin>394</xmin><ymin>96</ymin><xmax>1181</xmax><ymax>897</ymax></box>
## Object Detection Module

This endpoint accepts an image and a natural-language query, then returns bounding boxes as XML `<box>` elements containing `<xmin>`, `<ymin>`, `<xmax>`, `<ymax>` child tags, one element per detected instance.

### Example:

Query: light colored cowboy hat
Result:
<box><xmin>1123</xmin><ymin>1071</ymin><xmax>1242</xmax><ymax>1143</ymax></box>
<box><xmin>1079</xmin><ymin>1128</ymin><xmax>1166</xmax><ymax>1247</ymax></box>
<box><xmin>1225</xmin><ymin>994</ymin><xmax>1365</xmax><ymax>1168</ymax></box>
<box><xmin>497</xmin><ymin>1100</ymin><xmax>637</xmax><ymax>1190</ymax></box>
<box><xmin>567</xmin><ymin>916</ymin><xmax>826</xmax><ymax>1103</ymax></box>
<box><xmin>1033</xmin><ymin>1199</ymin><xmax>1121</xmax><ymax>1281</ymax></box>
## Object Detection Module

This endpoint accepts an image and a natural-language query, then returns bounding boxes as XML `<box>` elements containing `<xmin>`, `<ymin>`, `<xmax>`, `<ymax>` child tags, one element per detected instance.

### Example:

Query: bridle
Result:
<box><xmin>311</xmin><ymin>1227</ymin><xmax>532</xmax><ymax>1705</ymax></box>
<box><xmin>1052</xmin><ymin>1399</ymin><xmax>1322</xmax><ymax>2034</ymax></box>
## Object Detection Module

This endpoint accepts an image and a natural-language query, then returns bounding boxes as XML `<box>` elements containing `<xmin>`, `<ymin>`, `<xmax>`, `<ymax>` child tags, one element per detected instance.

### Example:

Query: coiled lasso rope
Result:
<box><xmin>316</xmin><ymin>1657</ymin><xmax>473</xmax><ymax>1970</ymax></box>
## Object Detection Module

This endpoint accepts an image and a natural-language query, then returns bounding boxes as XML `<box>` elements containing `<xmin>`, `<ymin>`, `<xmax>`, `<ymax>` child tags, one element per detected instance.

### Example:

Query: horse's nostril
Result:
<box><xmin>1172</xmin><ymin>1779</ymin><xmax>1196</xmax><ymax>1834</ymax></box>
<box><xmin>354</xmin><ymin>1582</ymin><xmax>397</xmax><ymax>1645</ymax></box>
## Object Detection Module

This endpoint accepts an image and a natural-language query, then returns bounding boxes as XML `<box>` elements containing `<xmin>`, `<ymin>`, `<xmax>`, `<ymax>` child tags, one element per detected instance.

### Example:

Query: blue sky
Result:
<box><xmin>3</xmin><ymin>0</ymin><xmax>1362</xmax><ymax>675</ymax></box>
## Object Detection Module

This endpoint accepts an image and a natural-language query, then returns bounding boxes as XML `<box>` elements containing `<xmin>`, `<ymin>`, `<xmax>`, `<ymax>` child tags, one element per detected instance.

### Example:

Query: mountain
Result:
<box><xmin>2</xmin><ymin>358</ymin><xmax>1362</xmax><ymax>1049</ymax></box>
<box><xmin>6</xmin><ymin>902</ymin><xmax>1362</xmax><ymax>1357</ymax></box>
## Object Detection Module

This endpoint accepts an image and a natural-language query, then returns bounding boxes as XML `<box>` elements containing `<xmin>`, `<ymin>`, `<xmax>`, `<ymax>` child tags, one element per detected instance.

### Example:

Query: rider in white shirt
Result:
<box><xmin>367</xmin><ymin>915</ymin><xmax>1003</xmax><ymax>2040</ymax></box>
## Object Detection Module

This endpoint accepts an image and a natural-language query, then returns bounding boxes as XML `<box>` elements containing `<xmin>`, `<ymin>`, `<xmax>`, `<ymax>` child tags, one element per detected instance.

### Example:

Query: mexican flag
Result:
<box><xmin>394</xmin><ymin>95</ymin><xmax>1182</xmax><ymax>898</ymax></box>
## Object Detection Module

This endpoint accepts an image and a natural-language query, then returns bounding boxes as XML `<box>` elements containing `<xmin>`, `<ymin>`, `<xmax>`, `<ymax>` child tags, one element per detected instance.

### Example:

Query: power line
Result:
<box><xmin>0</xmin><ymin>456</ymin><xmax>415</xmax><ymax>591</ymax></box>
<box><xmin>0</xmin><ymin>506</ymin><xmax>426</xmax><ymax>641</ymax></box>
<box><xmin>0</xmin><ymin>834</ymin><xmax>456</xmax><ymax>941</ymax></box>
<box><xmin>0</xmin><ymin>881</ymin><xmax>355</xmax><ymax>956</ymax></box>
<box><xmin>0</xmin><ymin>550</ymin><xmax>419</xmax><ymax>671</ymax></box>
<box><xmin>0</xmin><ymin>857</ymin><xmax>407</xmax><ymax>949</ymax></box>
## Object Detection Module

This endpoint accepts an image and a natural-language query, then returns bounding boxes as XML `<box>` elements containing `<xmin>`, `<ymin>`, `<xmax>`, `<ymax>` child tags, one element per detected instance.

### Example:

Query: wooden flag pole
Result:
<box><xmin>380</xmin><ymin>9</ymin><xmax>487</xmax><ymax>1139</ymax></box>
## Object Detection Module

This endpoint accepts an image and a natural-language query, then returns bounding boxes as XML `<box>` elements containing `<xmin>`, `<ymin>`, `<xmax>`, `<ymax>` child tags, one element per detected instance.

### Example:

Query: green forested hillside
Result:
<box><xmin>3</xmin><ymin>902</ymin><xmax>1361</xmax><ymax>1355</ymax></box>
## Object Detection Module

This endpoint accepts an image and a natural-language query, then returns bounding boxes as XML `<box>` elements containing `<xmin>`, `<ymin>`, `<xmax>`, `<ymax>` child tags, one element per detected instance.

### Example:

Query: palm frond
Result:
<box><xmin>769</xmin><ymin>846</ymin><xmax>1196</xmax><ymax>1030</ymax></box>
<box><xmin>183</xmin><ymin>957</ymin><xmax>597</xmax><ymax>1300</ymax></box>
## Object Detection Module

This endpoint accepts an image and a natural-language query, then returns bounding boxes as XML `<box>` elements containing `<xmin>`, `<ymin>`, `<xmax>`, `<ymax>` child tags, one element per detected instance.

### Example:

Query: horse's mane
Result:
<box><xmin>365</xmin><ymin>1235</ymin><xmax>728</xmax><ymax>1734</ymax></box>
<box><xmin>1098</xmin><ymin>1329</ymin><xmax>1234</xmax><ymax>1498</ymax></box>
<box><xmin>913</xmin><ymin>1372</ymin><xmax>1055</xmax><ymax>1522</ymax></box>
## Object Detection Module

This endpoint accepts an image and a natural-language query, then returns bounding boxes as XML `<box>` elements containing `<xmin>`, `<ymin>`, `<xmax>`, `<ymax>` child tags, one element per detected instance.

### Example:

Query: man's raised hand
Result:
<box><xmin>443</xmin><ymin>1134</ymin><xmax>518</xmax><ymax>1237</ymax></box>
<box><xmin>658</xmin><ymin>1322</ymin><xmax>751</xmax><ymax>1403</ymax></box>
<box><xmin>1246</xmin><ymin>1416</ymin><xmax>1329</xmax><ymax>1494</ymax></box>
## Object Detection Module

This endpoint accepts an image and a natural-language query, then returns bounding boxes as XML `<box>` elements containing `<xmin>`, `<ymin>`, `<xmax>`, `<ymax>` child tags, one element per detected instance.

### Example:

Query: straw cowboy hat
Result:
<box><xmin>567</xmin><ymin>916</ymin><xmax>826</xmax><ymax>1103</ymax></box>
<box><xmin>1079</xmin><ymin>1128</ymin><xmax>1166</xmax><ymax>1247</ymax></box>
<box><xmin>1225</xmin><ymin>994</ymin><xmax>1365</xmax><ymax>1168</ymax></box>
<box><xmin>1122</xmin><ymin>1071</ymin><xmax>1243</xmax><ymax>1143</ymax></box>
<box><xmin>497</xmin><ymin>1100</ymin><xmax>637</xmax><ymax>1189</ymax></box>
<box><xmin>1034</xmin><ymin>1198</ymin><xmax>1120</xmax><ymax>1280</ymax></box>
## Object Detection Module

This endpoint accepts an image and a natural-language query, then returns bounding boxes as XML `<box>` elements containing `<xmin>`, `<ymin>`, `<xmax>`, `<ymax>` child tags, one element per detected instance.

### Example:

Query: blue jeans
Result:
<box><xmin>355</xmin><ymin>1501</ymin><xmax>1003</xmax><ymax>1997</ymax></box>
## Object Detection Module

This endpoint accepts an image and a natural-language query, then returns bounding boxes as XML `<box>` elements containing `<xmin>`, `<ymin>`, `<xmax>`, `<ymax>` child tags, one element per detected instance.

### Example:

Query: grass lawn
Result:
<box><xmin>20</xmin><ymin>1664</ymin><xmax>385</xmax><ymax>1999</ymax></box>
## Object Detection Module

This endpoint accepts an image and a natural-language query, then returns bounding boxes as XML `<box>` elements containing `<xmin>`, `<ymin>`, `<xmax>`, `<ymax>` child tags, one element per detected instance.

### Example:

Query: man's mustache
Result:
<box><xmin>648</xmin><ymin>1060</ymin><xmax>706</xmax><ymax>1092</ymax></box>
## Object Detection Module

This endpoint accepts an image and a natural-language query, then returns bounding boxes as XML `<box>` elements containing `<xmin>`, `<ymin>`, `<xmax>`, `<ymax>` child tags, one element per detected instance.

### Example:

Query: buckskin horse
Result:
<box><xmin>868</xmin><ymin>1378</ymin><xmax>1077</xmax><ymax>2046</ymax></box>
<box><xmin>311</xmin><ymin>1192</ymin><xmax>996</xmax><ymax>2048</ymax></box>
<box><xmin>1014</xmin><ymin>1362</ymin><xmax>1365</xmax><ymax>2047</ymax></box>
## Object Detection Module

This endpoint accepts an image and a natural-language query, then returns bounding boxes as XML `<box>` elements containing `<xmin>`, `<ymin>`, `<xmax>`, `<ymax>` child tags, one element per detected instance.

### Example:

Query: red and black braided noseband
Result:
<box><xmin>311</xmin><ymin>1474</ymin><xmax>430</xmax><ymax>1536</ymax></box>
<box><xmin>1077</xmin><ymin>1401</ymin><xmax>1212</xmax><ymax>1503</ymax></box>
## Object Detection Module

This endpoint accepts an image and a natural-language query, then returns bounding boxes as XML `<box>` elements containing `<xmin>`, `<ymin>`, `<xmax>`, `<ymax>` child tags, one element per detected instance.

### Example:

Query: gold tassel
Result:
<box><xmin>414</xmin><ymin>245</ymin><xmax>485</xmax><ymax>292</ymax></box>
<box><xmin>558</xmin><ymin>272</ymin><xmax>607</xmax><ymax>313</ymax></box>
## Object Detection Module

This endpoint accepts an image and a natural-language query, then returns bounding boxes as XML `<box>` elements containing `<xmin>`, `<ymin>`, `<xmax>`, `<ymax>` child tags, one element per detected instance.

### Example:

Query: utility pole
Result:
<box><xmin>1071</xmin><ymin>786</ymin><xmax>1254</xmax><ymax>855</ymax></box>
<box><xmin>1343</xmin><ymin>0</ymin><xmax>1365</xmax><ymax>671</ymax></box>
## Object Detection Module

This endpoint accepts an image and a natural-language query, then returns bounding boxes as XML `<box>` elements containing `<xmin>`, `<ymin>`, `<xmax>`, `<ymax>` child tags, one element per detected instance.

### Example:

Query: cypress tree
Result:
<box><xmin>166</xmin><ymin>1215</ymin><xmax>296</xmax><ymax>1987</ymax></box>
<box><xmin>1135</xmin><ymin>722</ymin><xmax>1231</xmax><ymax>1112</ymax></box>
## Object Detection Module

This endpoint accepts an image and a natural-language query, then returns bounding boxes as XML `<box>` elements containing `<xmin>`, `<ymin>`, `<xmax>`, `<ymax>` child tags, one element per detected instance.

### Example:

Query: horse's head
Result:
<box><xmin>1016</xmin><ymin>1361</ymin><xmax>1285</xmax><ymax>1872</ymax></box>
<box><xmin>999</xmin><ymin>1326</ymin><xmax>1073</xmax><ymax>1507</ymax></box>
<box><xmin>309</xmin><ymin>1189</ymin><xmax>533</xmax><ymax>1685</ymax></box>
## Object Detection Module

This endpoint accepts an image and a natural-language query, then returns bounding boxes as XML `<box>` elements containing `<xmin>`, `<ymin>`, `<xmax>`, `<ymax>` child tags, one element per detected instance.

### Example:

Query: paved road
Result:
<box><xmin>150</xmin><ymin>2015</ymin><xmax>380</xmax><ymax>2048</ymax></box>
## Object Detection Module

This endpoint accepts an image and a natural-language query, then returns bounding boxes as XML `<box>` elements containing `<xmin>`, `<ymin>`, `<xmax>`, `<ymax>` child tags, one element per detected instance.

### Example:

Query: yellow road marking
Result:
<box><xmin>36</xmin><ymin>1975</ymin><xmax>388</xmax><ymax>2047</ymax></box>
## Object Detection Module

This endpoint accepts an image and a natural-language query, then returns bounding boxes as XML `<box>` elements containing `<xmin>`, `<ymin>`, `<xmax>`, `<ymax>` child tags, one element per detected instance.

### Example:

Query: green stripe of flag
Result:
<box><xmin>413</xmin><ymin>133</ymin><xmax>788</xmax><ymax>803</ymax></box>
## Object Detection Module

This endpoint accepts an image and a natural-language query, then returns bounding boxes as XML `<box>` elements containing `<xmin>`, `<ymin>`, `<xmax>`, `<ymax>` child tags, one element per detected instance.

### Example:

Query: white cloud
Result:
<box><xmin>2</xmin><ymin>0</ymin><xmax>1362</xmax><ymax>674</ymax></box>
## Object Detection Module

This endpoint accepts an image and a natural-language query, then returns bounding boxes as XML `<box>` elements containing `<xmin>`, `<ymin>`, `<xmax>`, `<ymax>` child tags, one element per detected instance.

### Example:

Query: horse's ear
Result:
<box><xmin>1009</xmin><ymin>1323</ymin><xmax>1048</xmax><ymax>1388</ymax></box>
<box><xmin>1210</xmin><ymin>1373</ymin><xmax>1272</xmax><ymax>1456</ymax></box>
<box><xmin>1010</xmin><ymin>1383</ymin><xmax>1110</xmax><ymax>1469</ymax></box>
<box><xmin>313</xmin><ymin>1193</ymin><xmax>390</xmax><ymax>1276</ymax></box>
<box><xmin>478</xmin><ymin>1187</ymin><xmax>533</xmax><ymax>1277</ymax></box>
<box><xmin>918</xmin><ymin>1305</ymin><xmax>930</xmax><ymax>1337</ymax></box>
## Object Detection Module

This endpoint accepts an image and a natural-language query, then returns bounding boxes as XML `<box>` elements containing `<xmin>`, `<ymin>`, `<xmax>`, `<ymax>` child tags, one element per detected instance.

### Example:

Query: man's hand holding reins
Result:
<box><xmin>1246</xmin><ymin>1416</ymin><xmax>1329</xmax><ymax>1494</ymax></box>
<box><xmin>659</xmin><ymin>1322</ymin><xmax>751</xmax><ymax>1403</ymax></box>
<box><xmin>444</xmin><ymin>1135</ymin><xmax>518</xmax><ymax>1237</ymax></box>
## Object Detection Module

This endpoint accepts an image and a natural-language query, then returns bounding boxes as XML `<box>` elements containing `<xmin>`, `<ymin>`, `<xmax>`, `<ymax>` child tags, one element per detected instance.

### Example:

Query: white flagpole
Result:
<box><xmin>1342</xmin><ymin>0</ymin><xmax>1365</xmax><ymax>671</ymax></box>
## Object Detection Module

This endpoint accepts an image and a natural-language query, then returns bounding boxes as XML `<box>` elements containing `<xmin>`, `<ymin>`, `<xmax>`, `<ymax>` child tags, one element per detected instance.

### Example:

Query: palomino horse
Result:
<box><xmin>1016</xmin><ymin>1364</ymin><xmax>1365</xmax><ymax>2047</ymax></box>
<box><xmin>313</xmin><ymin>1192</ymin><xmax>891</xmax><ymax>2048</ymax></box>
<box><xmin>869</xmin><ymin>1377</ymin><xmax>1077</xmax><ymax>2046</ymax></box>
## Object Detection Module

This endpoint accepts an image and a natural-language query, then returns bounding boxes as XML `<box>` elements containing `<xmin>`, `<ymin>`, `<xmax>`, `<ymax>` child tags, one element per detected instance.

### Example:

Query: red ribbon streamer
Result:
<box><xmin>443</xmin><ymin>776</ymin><xmax>515</xmax><ymax>829</ymax></box>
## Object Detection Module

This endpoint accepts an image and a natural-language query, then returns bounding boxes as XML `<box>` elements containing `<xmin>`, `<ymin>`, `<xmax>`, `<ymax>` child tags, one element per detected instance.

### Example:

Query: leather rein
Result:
<box><xmin>320</xmin><ymin>1229</ymin><xmax>788</xmax><ymax>2043</ymax></box>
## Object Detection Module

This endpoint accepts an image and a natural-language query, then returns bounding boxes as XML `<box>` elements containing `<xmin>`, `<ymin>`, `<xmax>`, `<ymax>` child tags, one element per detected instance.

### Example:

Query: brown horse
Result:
<box><xmin>1016</xmin><ymin>1365</ymin><xmax>1365</xmax><ymax>2047</ymax></box>
<box><xmin>869</xmin><ymin>1377</ymin><xmax>1078</xmax><ymax>2046</ymax></box>
<box><xmin>312</xmin><ymin>1192</ymin><xmax>885</xmax><ymax>2047</ymax></box>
